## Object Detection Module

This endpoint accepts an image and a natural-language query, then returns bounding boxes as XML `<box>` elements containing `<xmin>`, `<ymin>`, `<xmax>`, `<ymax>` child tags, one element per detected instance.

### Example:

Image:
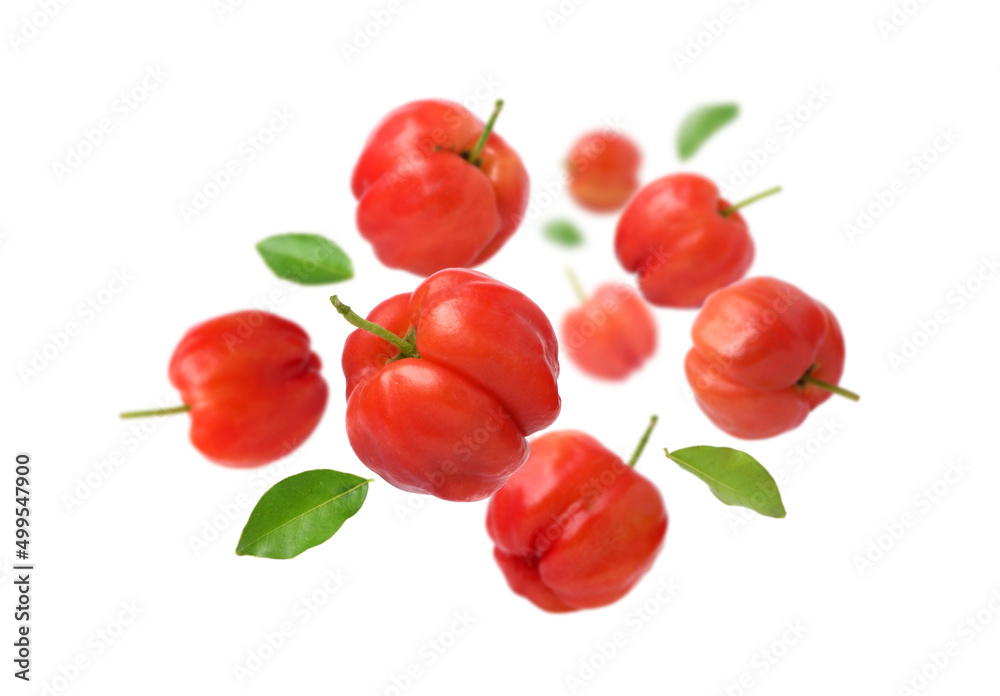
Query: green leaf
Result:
<box><xmin>256</xmin><ymin>233</ymin><xmax>354</xmax><ymax>285</ymax></box>
<box><xmin>236</xmin><ymin>470</ymin><xmax>370</xmax><ymax>559</ymax></box>
<box><xmin>676</xmin><ymin>103</ymin><xmax>739</xmax><ymax>161</ymax></box>
<box><xmin>665</xmin><ymin>446</ymin><xmax>786</xmax><ymax>518</ymax></box>
<box><xmin>543</xmin><ymin>219</ymin><xmax>584</xmax><ymax>247</ymax></box>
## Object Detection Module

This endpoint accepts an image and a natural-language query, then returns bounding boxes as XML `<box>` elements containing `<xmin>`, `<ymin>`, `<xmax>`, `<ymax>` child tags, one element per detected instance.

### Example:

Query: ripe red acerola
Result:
<box><xmin>616</xmin><ymin>173</ymin><xmax>755</xmax><ymax>308</ymax></box>
<box><xmin>685</xmin><ymin>276</ymin><xmax>856</xmax><ymax>438</ymax></box>
<box><xmin>566</xmin><ymin>131</ymin><xmax>642</xmax><ymax>212</ymax></box>
<box><xmin>352</xmin><ymin>100</ymin><xmax>529</xmax><ymax>276</ymax></box>
<box><xmin>487</xmin><ymin>430</ymin><xmax>667</xmax><ymax>612</ymax></box>
<box><xmin>562</xmin><ymin>282</ymin><xmax>657</xmax><ymax>380</ymax></box>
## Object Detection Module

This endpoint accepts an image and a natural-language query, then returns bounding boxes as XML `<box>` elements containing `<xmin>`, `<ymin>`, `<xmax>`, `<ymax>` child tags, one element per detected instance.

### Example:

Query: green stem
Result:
<box><xmin>566</xmin><ymin>267</ymin><xmax>588</xmax><ymax>304</ymax></box>
<box><xmin>467</xmin><ymin>99</ymin><xmax>504</xmax><ymax>166</ymax></box>
<box><xmin>628</xmin><ymin>415</ymin><xmax>659</xmax><ymax>468</ymax></box>
<box><xmin>720</xmin><ymin>186</ymin><xmax>782</xmax><ymax>217</ymax></box>
<box><xmin>120</xmin><ymin>404</ymin><xmax>190</xmax><ymax>420</ymax></box>
<box><xmin>801</xmin><ymin>375</ymin><xmax>860</xmax><ymax>402</ymax></box>
<box><xmin>330</xmin><ymin>296</ymin><xmax>420</xmax><ymax>359</ymax></box>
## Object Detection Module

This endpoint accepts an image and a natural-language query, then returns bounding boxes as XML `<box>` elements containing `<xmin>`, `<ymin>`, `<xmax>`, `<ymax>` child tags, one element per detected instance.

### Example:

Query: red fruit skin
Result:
<box><xmin>352</xmin><ymin>100</ymin><xmax>530</xmax><ymax>276</ymax></box>
<box><xmin>566</xmin><ymin>132</ymin><xmax>641</xmax><ymax>212</ymax></box>
<box><xmin>342</xmin><ymin>269</ymin><xmax>561</xmax><ymax>502</ymax></box>
<box><xmin>168</xmin><ymin>312</ymin><xmax>328</xmax><ymax>467</ymax></box>
<box><xmin>615</xmin><ymin>173</ymin><xmax>754</xmax><ymax>308</ymax></box>
<box><xmin>684</xmin><ymin>277</ymin><xmax>846</xmax><ymax>439</ymax></box>
<box><xmin>561</xmin><ymin>284</ymin><xmax>657</xmax><ymax>380</ymax></box>
<box><xmin>487</xmin><ymin>431</ymin><xmax>667</xmax><ymax>612</ymax></box>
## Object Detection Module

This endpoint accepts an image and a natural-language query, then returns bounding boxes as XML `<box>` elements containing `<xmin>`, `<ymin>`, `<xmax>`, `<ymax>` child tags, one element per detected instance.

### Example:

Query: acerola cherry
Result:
<box><xmin>335</xmin><ymin>269</ymin><xmax>560</xmax><ymax>502</ymax></box>
<box><xmin>487</xmin><ymin>417</ymin><xmax>667</xmax><ymax>612</ymax></box>
<box><xmin>615</xmin><ymin>173</ymin><xmax>780</xmax><ymax>308</ymax></box>
<box><xmin>561</xmin><ymin>269</ymin><xmax>656</xmax><ymax>380</ymax></box>
<box><xmin>121</xmin><ymin>311</ymin><xmax>329</xmax><ymax>467</ymax></box>
<box><xmin>351</xmin><ymin>99</ymin><xmax>529</xmax><ymax>276</ymax></box>
<box><xmin>685</xmin><ymin>277</ymin><xmax>859</xmax><ymax>439</ymax></box>
<box><xmin>566</xmin><ymin>131</ymin><xmax>641</xmax><ymax>212</ymax></box>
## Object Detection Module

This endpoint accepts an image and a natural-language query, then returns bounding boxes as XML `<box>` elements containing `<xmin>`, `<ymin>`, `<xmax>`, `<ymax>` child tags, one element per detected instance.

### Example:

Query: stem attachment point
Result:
<box><xmin>800</xmin><ymin>374</ymin><xmax>860</xmax><ymax>402</ymax></box>
<box><xmin>467</xmin><ymin>99</ymin><xmax>504</xmax><ymax>166</ymax></box>
<box><xmin>330</xmin><ymin>296</ymin><xmax>420</xmax><ymax>360</ymax></box>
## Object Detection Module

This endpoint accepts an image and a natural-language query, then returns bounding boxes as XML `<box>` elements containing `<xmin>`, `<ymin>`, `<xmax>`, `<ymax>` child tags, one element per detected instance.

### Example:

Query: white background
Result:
<box><xmin>2</xmin><ymin>0</ymin><xmax>999</xmax><ymax>694</ymax></box>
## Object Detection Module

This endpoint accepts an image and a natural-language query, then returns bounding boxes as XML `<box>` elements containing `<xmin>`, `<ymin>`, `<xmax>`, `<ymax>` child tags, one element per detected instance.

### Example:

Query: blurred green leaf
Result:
<box><xmin>676</xmin><ymin>103</ymin><xmax>739</xmax><ymax>160</ymax></box>
<box><xmin>257</xmin><ymin>233</ymin><xmax>353</xmax><ymax>285</ymax></box>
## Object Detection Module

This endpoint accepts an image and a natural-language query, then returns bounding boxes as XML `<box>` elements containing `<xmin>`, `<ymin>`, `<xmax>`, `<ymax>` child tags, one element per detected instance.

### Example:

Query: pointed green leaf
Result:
<box><xmin>543</xmin><ymin>219</ymin><xmax>584</xmax><ymax>247</ymax></box>
<box><xmin>256</xmin><ymin>233</ymin><xmax>354</xmax><ymax>285</ymax></box>
<box><xmin>676</xmin><ymin>103</ymin><xmax>739</xmax><ymax>161</ymax></box>
<box><xmin>236</xmin><ymin>470</ymin><xmax>370</xmax><ymax>559</ymax></box>
<box><xmin>665</xmin><ymin>446</ymin><xmax>785</xmax><ymax>518</ymax></box>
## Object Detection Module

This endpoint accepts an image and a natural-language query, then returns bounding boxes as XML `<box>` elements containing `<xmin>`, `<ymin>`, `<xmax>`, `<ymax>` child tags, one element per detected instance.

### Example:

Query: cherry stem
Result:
<box><xmin>720</xmin><ymin>185</ymin><xmax>782</xmax><ymax>217</ymax></box>
<box><xmin>628</xmin><ymin>415</ymin><xmax>659</xmax><ymax>468</ymax></box>
<box><xmin>120</xmin><ymin>404</ymin><xmax>190</xmax><ymax>420</ymax></box>
<box><xmin>801</xmin><ymin>375</ymin><xmax>860</xmax><ymax>402</ymax></box>
<box><xmin>330</xmin><ymin>296</ymin><xmax>420</xmax><ymax>359</ymax></box>
<box><xmin>467</xmin><ymin>99</ymin><xmax>504</xmax><ymax>166</ymax></box>
<box><xmin>566</xmin><ymin>267</ymin><xmax>587</xmax><ymax>304</ymax></box>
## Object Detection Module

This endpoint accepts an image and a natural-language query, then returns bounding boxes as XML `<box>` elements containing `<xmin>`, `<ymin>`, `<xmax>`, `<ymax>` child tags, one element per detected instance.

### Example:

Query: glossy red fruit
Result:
<box><xmin>341</xmin><ymin>269</ymin><xmax>560</xmax><ymax>502</ymax></box>
<box><xmin>487</xmin><ymin>431</ymin><xmax>667</xmax><ymax>612</ymax></box>
<box><xmin>566</xmin><ymin>131</ymin><xmax>641</xmax><ymax>212</ymax></box>
<box><xmin>562</xmin><ymin>283</ymin><xmax>657</xmax><ymax>380</ymax></box>
<box><xmin>168</xmin><ymin>312</ymin><xmax>328</xmax><ymax>467</ymax></box>
<box><xmin>684</xmin><ymin>277</ymin><xmax>849</xmax><ymax>439</ymax></box>
<box><xmin>351</xmin><ymin>100</ymin><xmax>530</xmax><ymax>276</ymax></box>
<box><xmin>615</xmin><ymin>173</ymin><xmax>753</xmax><ymax>308</ymax></box>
